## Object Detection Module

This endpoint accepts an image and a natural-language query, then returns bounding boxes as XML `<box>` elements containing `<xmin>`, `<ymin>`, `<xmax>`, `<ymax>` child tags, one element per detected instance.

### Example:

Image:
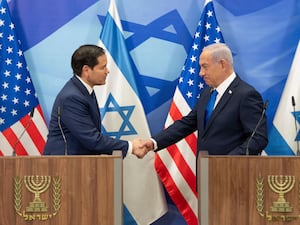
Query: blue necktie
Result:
<box><xmin>205</xmin><ymin>89</ymin><xmax>218</xmax><ymax>126</ymax></box>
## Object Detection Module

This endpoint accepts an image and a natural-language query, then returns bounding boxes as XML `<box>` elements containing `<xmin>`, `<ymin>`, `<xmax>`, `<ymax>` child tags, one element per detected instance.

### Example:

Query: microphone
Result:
<box><xmin>57</xmin><ymin>106</ymin><xmax>68</xmax><ymax>155</ymax></box>
<box><xmin>291</xmin><ymin>96</ymin><xmax>300</xmax><ymax>156</ymax></box>
<box><xmin>12</xmin><ymin>107</ymin><xmax>35</xmax><ymax>156</ymax></box>
<box><xmin>245</xmin><ymin>100</ymin><xmax>268</xmax><ymax>155</ymax></box>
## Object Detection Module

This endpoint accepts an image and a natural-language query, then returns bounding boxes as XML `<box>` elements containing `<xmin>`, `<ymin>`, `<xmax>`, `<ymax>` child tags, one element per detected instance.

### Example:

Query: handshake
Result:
<box><xmin>132</xmin><ymin>138</ymin><xmax>155</xmax><ymax>159</ymax></box>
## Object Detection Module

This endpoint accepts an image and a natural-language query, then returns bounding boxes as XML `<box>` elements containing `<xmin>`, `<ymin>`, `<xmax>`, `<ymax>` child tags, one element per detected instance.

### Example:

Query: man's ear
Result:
<box><xmin>81</xmin><ymin>65</ymin><xmax>90</xmax><ymax>77</ymax></box>
<box><xmin>82</xmin><ymin>65</ymin><xmax>90</xmax><ymax>72</ymax></box>
<box><xmin>220</xmin><ymin>59</ymin><xmax>230</xmax><ymax>70</ymax></box>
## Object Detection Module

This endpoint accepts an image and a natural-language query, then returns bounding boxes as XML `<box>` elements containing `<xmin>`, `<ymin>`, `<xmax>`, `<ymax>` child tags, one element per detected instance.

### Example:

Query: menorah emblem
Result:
<box><xmin>24</xmin><ymin>175</ymin><xmax>51</xmax><ymax>213</ymax></box>
<box><xmin>268</xmin><ymin>175</ymin><xmax>295</xmax><ymax>212</ymax></box>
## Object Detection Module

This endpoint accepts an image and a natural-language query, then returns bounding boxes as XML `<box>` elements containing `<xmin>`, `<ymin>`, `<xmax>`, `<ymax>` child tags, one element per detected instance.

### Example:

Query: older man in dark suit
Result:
<box><xmin>142</xmin><ymin>43</ymin><xmax>268</xmax><ymax>155</ymax></box>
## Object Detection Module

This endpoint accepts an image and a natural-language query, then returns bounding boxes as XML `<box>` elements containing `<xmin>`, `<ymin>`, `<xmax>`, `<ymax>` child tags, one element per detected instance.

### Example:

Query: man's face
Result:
<box><xmin>85</xmin><ymin>54</ymin><xmax>110</xmax><ymax>87</ymax></box>
<box><xmin>199</xmin><ymin>51</ymin><xmax>223</xmax><ymax>88</ymax></box>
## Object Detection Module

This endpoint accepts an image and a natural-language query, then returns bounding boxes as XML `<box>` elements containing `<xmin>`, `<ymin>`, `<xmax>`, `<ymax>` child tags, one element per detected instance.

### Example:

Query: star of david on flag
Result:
<box><xmin>0</xmin><ymin>0</ymin><xmax>48</xmax><ymax>156</ymax></box>
<box><xmin>100</xmin><ymin>93</ymin><xmax>137</xmax><ymax>139</ymax></box>
<box><xmin>155</xmin><ymin>0</ymin><xmax>225</xmax><ymax>224</ymax></box>
<box><xmin>292</xmin><ymin>111</ymin><xmax>300</xmax><ymax>141</ymax></box>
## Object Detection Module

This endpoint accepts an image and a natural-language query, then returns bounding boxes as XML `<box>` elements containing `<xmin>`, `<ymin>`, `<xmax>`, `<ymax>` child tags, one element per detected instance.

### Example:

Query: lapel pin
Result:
<box><xmin>228</xmin><ymin>90</ymin><xmax>232</xmax><ymax>94</ymax></box>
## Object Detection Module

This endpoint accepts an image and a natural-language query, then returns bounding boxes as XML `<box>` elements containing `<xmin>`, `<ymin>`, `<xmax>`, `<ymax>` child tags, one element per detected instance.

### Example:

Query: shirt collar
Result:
<box><xmin>76</xmin><ymin>75</ymin><xmax>94</xmax><ymax>95</ymax></box>
<box><xmin>215</xmin><ymin>72</ymin><xmax>236</xmax><ymax>97</ymax></box>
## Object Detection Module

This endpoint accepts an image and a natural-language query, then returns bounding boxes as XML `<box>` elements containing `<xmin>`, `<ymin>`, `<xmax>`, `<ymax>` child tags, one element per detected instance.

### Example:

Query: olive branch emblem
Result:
<box><xmin>14</xmin><ymin>176</ymin><xmax>62</xmax><ymax>220</ymax></box>
<box><xmin>256</xmin><ymin>176</ymin><xmax>264</xmax><ymax>217</ymax></box>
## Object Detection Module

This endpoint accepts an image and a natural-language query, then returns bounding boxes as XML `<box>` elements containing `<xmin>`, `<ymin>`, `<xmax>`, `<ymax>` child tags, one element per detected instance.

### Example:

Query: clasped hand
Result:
<box><xmin>132</xmin><ymin>138</ymin><xmax>154</xmax><ymax>159</ymax></box>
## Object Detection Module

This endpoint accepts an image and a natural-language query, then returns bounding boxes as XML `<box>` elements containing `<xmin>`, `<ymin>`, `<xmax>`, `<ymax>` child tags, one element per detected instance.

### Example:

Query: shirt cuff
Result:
<box><xmin>150</xmin><ymin>138</ymin><xmax>158</xmax><ymax>151</ymax></box>
<box><xmin>126</xmin><ymin>141</ymin><xmax>133</xmax><ymax>156</ymax></box>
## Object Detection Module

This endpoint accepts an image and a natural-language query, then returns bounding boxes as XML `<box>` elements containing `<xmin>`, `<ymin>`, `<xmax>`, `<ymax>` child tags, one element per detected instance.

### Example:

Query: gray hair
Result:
<box><xmin>203</xmin><ymin>43</ymin><xmax>233</xmax><ymax>65</ymax></box>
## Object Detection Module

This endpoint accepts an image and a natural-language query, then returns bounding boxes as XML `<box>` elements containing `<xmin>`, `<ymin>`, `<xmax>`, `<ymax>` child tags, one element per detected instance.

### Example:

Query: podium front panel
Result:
<box><xmin>0</xmin><ymin>155</ymin><xmax>122</xmax><ymax>225</ymax></box>
<box><xmin>198</xmin><ymin>156</ymin><xmax>300</xmax><ymax>225</ymax></box>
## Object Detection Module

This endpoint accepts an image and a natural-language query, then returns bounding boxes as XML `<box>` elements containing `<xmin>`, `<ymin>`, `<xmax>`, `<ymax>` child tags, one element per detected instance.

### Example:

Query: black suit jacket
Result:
<box><xmin>153</xmin><ymin>76</ymin><xmax>268</xmax><ymax>155</ymax></box>
<box><xmin>43</xmin><ymin>76</ymin><xmax>128</xmax><ymax>156</ymax></box>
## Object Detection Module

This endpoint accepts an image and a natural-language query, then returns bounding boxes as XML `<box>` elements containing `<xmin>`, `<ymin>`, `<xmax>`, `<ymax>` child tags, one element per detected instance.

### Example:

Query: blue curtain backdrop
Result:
<box><xmin>7</xmin><ymin>0</ymin><xmax>300</xmax><ymax>224</ymax></box>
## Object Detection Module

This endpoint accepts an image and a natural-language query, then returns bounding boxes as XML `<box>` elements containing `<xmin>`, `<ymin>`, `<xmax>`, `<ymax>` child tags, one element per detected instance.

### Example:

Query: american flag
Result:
<box><xmin>0</xmin><ymin>0</ymin><xmax>48</xmax><ymax>156</ymax></box>
<box><xmin>154</xmin><ymin>0</ymin><xmax>225</xmax><ymax>224</ymax></box>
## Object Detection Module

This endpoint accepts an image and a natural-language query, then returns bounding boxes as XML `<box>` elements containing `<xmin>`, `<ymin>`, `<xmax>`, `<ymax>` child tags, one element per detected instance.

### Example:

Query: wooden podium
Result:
<box><xmin>198</xmin><ymin>155</ymin><xmax>300</xmax><ymax>225</ymax></box>
<box><xmin>0</xmin><ymin>154</ymin><xmax>123</xmax><ymax>225</ymax></box>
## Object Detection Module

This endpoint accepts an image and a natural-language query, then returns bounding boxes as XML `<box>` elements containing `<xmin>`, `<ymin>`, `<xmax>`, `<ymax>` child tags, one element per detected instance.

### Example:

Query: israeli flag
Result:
<box><xmin>95</xmin><ymin>0</ymin><xmax>167</xmax><ymax>224</ymax></box>
<box><xmin>267</xmin><ymin>40</ymin><xmax>300</xmax><ymax>155</ymax></box>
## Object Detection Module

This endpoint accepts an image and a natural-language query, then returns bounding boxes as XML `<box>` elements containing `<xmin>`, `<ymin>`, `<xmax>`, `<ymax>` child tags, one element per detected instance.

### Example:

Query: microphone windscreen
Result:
<box><xmin>30</xmin><ymin>107</ymin><xmax>35</xmax><ymax>118</ymax></box>
<box><xmin>264</xmin><ymin>100</ymin><xmax>269</xmax><ymax>110</ymax></box>
<box><xmin>292</xmin><ymin>96</ymin><xmax>296</xmax><ymax>106</ymax></box>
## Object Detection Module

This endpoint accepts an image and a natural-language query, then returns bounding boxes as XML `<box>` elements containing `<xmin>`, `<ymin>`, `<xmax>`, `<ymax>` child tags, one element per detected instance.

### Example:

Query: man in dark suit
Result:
<box><xmin>43</xmin><ymin>44</ymin><xmax>145</xmax><ymax>158</ymax></box>
<box><xmin>142</xmin><ymin>43</ymin><xmax>268</xmax><ymax>155</ymax></box>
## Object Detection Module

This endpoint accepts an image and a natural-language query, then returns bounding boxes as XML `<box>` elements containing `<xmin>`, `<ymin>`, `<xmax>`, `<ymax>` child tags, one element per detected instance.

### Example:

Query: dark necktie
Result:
<box><xmin>91</xmin><ymin>91</ymin><xmax>98</xmax><ymax>106</ymax></box>
<box><xmin>205</xmin><ymin>89</ymin><xmax>218</xmax><ymax>126</ymax></box>
<box><xmin>91</xmin><ymin>91</ymin><xmax>101</xmax><ymax>121</ymax></box>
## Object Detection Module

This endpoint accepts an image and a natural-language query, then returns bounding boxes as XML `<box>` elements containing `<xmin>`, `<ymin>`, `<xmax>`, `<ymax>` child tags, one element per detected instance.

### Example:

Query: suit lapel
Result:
<box><xmin>198</xmin><ymin>88</ymin><xmax>211</xmax><ymax>132</ymax></box>
<box><xmin>71</xmin><ymin>76</ymin><xmax>101</xmax><ymax>131</ymax></box>
<box><xmin>203</xmin><ymin>76</ymin><xmax>240</xmax><ymax>131</ymax></box>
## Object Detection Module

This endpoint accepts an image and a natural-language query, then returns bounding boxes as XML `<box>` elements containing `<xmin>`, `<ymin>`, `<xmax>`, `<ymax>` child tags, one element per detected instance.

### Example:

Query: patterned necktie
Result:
<box><xmin>205</xmin><ymin>89</ymin><xmax>218</xmax><ymax>126</ymax></box>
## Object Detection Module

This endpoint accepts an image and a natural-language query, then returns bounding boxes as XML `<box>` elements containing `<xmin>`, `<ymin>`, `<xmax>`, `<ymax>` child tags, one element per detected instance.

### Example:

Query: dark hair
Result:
<box><xmin>71</xmin><ymin>44</ymin><xmax>105</xmax><ymax>76</ymax></box>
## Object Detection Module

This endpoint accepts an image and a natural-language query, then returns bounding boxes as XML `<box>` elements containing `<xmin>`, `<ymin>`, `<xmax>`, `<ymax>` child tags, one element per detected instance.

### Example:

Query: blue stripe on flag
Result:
<box><xmin>123</xmin><ymin>205</ymin><xmax>138</xmax><ymax>225</ymax></box>
<box><xmin>266</xmin><ymin>125</ymin><xmax>295</xmax><ymax>155</ymax></box>
<box><xmin>99</xmin><ymin>13</ymin><xmax>138</xmax><ymax>94</ymax></box>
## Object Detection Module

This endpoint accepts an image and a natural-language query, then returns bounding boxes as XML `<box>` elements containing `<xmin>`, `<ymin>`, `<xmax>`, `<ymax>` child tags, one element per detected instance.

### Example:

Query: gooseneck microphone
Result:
<box><xmin>291</xmin><ymin>96</ymin><xmax>300</xmax><ymax>156</ymax></box>
<box><xmin>245</xmin><ymin>100</ymin><xmax>269</xmax><ymax>155</ymax></box>
<box><xmin>57</xmin><ymin>106</ymin><xmax>68</xmax><ymax>155</ymax></box>
<box><xmin>12</xmin><ymin>107</ymin><xmax>35</xmax><ymax>156</ymax></box>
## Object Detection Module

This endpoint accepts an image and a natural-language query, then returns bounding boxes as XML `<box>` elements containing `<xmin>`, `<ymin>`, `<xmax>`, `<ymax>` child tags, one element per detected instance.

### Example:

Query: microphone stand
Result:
<box><xmin>246</xmin><ymin>100</ymin><xmax>268</xmax><ymax>155</ymax></box>
<box><xmin>58</xmin><ymin>106</ymin><xmax>68</xmax><ymax>155</ymax></box>
<box><xmin>291</xmin><ymin>96</ymin><xmax>300</xmax><ymax>156</ymax></box>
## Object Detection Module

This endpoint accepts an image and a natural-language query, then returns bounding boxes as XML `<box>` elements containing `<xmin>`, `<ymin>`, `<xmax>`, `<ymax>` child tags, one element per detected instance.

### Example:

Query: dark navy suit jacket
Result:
<box><xmin>43</xmin><ymin>76</ymin><xmax>128</xmax><ymax>156</ymax></box>
<box><xmin>153</xmin><ymin>76</ymin><xmax>268</xmax><ymax>155</ymax></box>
